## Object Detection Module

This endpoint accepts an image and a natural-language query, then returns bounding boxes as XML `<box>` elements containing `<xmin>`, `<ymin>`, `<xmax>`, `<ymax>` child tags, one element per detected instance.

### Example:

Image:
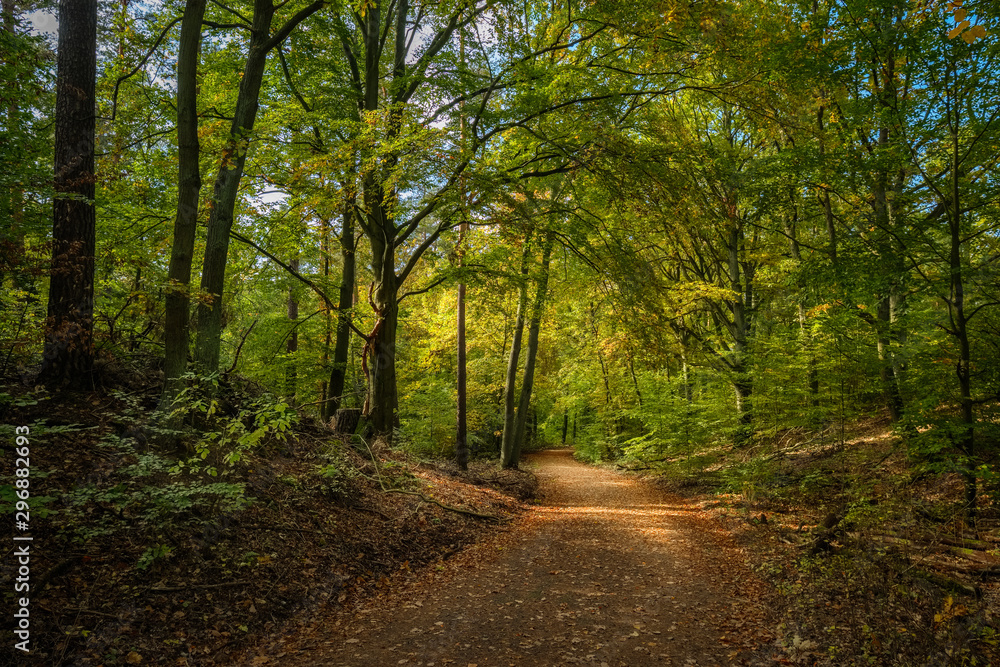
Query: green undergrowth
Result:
<box><xmin>0</xmin><ymin>380</ymin><xmax>529</xmax><ymax>666</ymax></box>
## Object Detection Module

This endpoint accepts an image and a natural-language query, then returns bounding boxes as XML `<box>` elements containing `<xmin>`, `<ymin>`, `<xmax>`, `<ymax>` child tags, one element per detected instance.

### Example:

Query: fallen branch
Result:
<box><xmin>383</xmin><ymin>488</ymin><xmax>510</xmax><ymax>522</ymax></box>
<box><xmin>912</xmin><ymin>569</ymin><xmax>982</xmax><ymax>599</ymax></box>
<box><xmin>354</xmin><ymin>435</ymin><xmax>509</xmax><ymax>522</ymax></box>
<box><xmin>149</xmin><ymin>581</ymin><xmax>250</xmax><ymax>592</ymax></box>
<box><xmin>344</xmin><ymin>502</ymin><xmax>393</xmax><ymax>521</ymax></box>
<box><xmin>64</xmin><ymin>607</ymin><xmax>122</xmax><ymax>620</ymax></box>
<box><xmin>242</xmin><ymin>524</ymin><xmax>340</xmax><ymax>538</ymax></box>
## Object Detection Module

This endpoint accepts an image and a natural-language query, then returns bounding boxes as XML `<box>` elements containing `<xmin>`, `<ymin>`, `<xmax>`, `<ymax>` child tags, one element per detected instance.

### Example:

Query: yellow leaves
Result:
<box><xmin>945</xmin><ymin>1</ymin><xmax>987</xmax><ymax>43</ymax></box>
<box><xmin>807</xmin><ymin>303</ymin><xmax>834</xmax><ymax>317</ymax></box>
<box><xmin>963</xmin><ymin>24</ymin><xmax>988</xmax><ymax>43</ymax></box>
<box><xmin>948</xmin><ymin>21</ymin><xmax>969</xmax><ymax>39</ymax></box>
<box><xmin>934</xmin><ymin>595</ymin><xmax>969</xmax><ymax>626</ymax></box>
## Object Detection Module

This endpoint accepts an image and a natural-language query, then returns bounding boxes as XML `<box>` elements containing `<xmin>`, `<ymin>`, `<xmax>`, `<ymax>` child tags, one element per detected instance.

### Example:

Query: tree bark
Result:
<box><xmin>456</xmin><ymin>276</ymin><xmax>469</xmax><ymax>468</ymax></box>
<box><xmin>193</xmin><ymin>0</ymin><xmax>324</xmax><ymax>373</ymax></box>
<box><xmin>363</xmin><ymin>219</ymin><xmax>400</xmax><ymax>437</ymax></box>
<box><xmin>1</xmin><ymin>0</ymin><xmax>26</xmax><ymax>299</ymax></box>
<box><xmin>455</xmin><ymin>25</ymin><xmax>469</xmax><ymax>470</ymax></box>
<box><xmin>160</xmin><ymin>0</ymin><xmax>207</xmax><ymax>409</ymax></box>
<box><xmin>324</xmin><ymin>189</ymin><xmax>356</xmax><ymax>420</ymax></box>
<box><xmin>507</xmin><ymin>233</ymin><xmax>554</xmax><ymax>468</ymax></box>
<box><xmin>285</xmin><ymin>257</ymin><xmax>299</xmax><ymax>401</ymax></box>
<box><xmin>193</xmin><ymin>1</ymin><xmax>275</xmax><ymax>372</ymax></box>
<box><xmin>41</xmin><ymin>0</ymin><xmax>97</xmax><ymax>388</ymax></box>
<box><xmin>500</xmin><ymin>236</ymin><xmax>533</xmax><ymax>468</ymax></box>
<box><xmin>726</xmin><ymin>224</ymin><xmax>753</xmax><ymax>446</ymax></box>
<box><xmin>945</xmin><ymin>81</ymin><xmax>975</xmax><ymax>515</ymax></box>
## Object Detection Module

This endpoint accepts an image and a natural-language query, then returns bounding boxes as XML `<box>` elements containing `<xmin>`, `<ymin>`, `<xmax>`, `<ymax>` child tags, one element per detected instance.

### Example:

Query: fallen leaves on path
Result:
<box><xmin>240</xmin><ymin>449</ymin><xmax>778</xmax><ymax>666</ymax></box>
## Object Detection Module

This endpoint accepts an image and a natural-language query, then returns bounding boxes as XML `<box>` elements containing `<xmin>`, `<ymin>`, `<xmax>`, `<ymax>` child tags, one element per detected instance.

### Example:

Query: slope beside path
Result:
<box><xmin>246</xmin><ymin>448</ymin><xmax>775</xmax><ymax>666</ymax></box>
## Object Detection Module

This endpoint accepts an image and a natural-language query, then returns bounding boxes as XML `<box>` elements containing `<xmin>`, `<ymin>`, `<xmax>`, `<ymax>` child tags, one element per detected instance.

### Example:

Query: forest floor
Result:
<box><xmin>236</xmin><ymin>448</ymin><xmax>778</xmax><ymax>666</ymax></box>
<box><xmin>5</xmin><ymin>383</ymin><xmax>1000</xmax><ymax>666</ymax></box>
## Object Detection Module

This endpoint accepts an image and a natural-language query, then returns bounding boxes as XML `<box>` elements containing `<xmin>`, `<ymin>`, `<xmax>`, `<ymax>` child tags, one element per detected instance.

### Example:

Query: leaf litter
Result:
<box><xmin>238</xmin><ymin>448</ymin><xmax>778</xmax><ymax>666</ymax></box>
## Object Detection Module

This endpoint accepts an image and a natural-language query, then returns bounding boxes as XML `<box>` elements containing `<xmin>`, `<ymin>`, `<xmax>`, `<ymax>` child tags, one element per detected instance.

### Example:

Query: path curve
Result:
<box><xmin>261</xmin><ymin>449</ymin><xmax>773</xmax><ymax>666</ymax></box>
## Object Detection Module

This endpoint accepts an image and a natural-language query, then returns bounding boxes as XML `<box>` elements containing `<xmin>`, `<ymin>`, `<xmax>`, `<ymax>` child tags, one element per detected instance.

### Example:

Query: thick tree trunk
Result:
<box><xmin>160</xmin><ymin>0</ymin><xmax>207</xmax><ymax>408</ymax></box>
<box><xmin>41</xmin><ymin>0</ymin><xmax>97</xmax><ymax>388</ymax></box>
<box><xmin>561</xmin><ymin>408</ymin><xmax>568</xmax><ymax>444</ymax></box>
<box><xmin>500</xmin><ymin>239</ymin><xmax>532</xmax><ymax>468</ymax></box>
<box><xmin>508</xmin><ymin>234</ymin><xmax>554</xmax><ymax>468</ymax></box>
<box><xmin>364</xmin><ymin>222</ymin><xmax>399</xmax><ymax>438</ymax></box>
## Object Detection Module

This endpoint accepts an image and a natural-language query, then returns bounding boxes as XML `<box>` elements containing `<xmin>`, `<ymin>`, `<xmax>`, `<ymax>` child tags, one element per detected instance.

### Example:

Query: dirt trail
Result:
<box><xmin>256</xmin><ymin>449</ymin><xmax>774</xmax><ymax>666</ymax></box>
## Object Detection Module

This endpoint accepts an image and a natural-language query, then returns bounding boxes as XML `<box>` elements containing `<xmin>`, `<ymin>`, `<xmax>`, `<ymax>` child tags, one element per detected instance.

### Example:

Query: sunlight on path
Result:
<box><xmin>253</xmin><ymin>448</ymin><xmax>772</xmax><ymax>666</ymax></box>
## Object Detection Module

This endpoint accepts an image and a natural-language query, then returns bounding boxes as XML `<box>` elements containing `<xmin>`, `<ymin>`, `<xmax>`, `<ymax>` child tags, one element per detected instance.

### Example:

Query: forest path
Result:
<box><xmin>255</xmin><ymin>448</ymin><xmax>774</xmax><ymax>666</ymax></box>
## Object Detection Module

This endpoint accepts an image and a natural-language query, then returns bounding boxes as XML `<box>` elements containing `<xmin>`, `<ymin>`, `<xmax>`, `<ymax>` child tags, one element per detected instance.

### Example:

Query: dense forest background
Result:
<box><xmin>2</xmin><ymin>0</ymin><xmax>1000</xmax><ymax>662</ymax></box>
<box><xmin>5</xmin><ymin>0</ymin><xmax>998</xmax><ymax>495</ymax></box>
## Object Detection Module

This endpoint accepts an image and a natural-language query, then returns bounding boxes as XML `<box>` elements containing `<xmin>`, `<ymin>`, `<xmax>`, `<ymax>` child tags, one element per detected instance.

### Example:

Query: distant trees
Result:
<box><xmin>8</xmin><ymin>0</ymin><xmax>999</xmax><ymax>513</ymax></box>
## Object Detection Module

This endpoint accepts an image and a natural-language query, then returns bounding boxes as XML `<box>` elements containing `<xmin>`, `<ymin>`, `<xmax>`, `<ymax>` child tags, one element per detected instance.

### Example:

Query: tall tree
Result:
<box><xmin>193</xmin><ymin>0</ymin><xmax>325</xmax><ymax>373</ymax></box>
<box><xmin>160</xmin><ymin>0</ymin><xmax>207</xmax><ymax>409</ymax></box>
<box><xmin>323</xmin><ymin>186</ymin><xmax>357</xmax><ymax>420</ymax></box>
<box><xmin>41</xmin><ymin>0</ymin><xmax>98</xmax><ymax>388</ymax></box>
<box><xmin>500</xmin><ymin>231</ymin><xmax>533</xmax><ymax>468</ymax></box>
<box><xmin>508</xmin><ymin>231</ymin><xmax>554</xmax><ymax>466</ymax></box>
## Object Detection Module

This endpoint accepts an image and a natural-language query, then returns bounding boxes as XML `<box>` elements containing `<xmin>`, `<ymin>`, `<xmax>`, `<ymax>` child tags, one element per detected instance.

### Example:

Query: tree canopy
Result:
<box><xmin>2</xmin><ymin>0</ymin><xmax>999</xmax><ymax>507</ymax></box>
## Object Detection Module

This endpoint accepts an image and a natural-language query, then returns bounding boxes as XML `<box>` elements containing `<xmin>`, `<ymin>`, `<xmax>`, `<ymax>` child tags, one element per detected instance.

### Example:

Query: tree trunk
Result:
<box><xmin>508</xmin><ymin>233</ymin><xmax>554</xmax><ymax>468</ymax></box>
<box><xmin>680</xmin><ymin>352</ymin><xmax>692</xmax><ymax>403</ymax></box>
<box><xmin>726</xmin><ymin>225</ymin><xmax>753</xmax><ymax>446</ymax></box>
<box><xmin>285</xmin><ymin>257</ymin><xmax>299</xmax><ymax>402</ymax></box>
<box><xmin>561</xmin><ymin>408</ymin><xmax>568</xmax><ymax>445</ymax></box>
<box><xmin>319</xmin><ymin>215</ymin><xmax>331</xmax><ymax>417</ymax></box>
<box><xmin>456</xmin><ymin>277</ymin><xmax>469</xmax><ymax>468</ymax></box>
<box><xmin>591</xmin><ymin>302</ymin><xmax>611</xmax><ymax>407</ymax></box>
<box><xmin>455</xmin><ymin>26</ymin><xmax>469</xmax><ymax>470</ymax></box>
<box><xmin>41</xmin><ymin>0</ymin><xmax>97</xmax><ymax>388</ymax></box>
<box><xmin>876</xmin><ymin>297</ymin><xmax>904</xmax><ymax>422</ymax></box>
<box><xmin>363</xmin><ymin>220</ymin><xmax>399</xmax><ymax>438</ymax></box>
<box><xmin>627</xmin><ymin>347</ymin><xmax>642</xmax><ymax>406</ymax></box>
<box><xmin>193</xmin><ymin>0</ymin><xmax>323</xmax><ymax>372</ymax></box>
<box><xmin>193</xmin><ymin>2</ymin><xmax>276</xmax><ymax>372</ymax></box>
<box><xmin>160</xmin><ymin>0</ymin><xmax>207</xmax><ymax>409</ymax></box>
<box><xmin>782</xmin><ymin>207</ymin><xmax>819</xmax><ymax>410</ymax></box>
<box><xmin>500</xmin><ymin>238</ymin><xmax>533</xmax><ymax>468</ymax></box>
<box><xmin>947</xmin><ymin>95</ymin><xmax>976</xmax><ymax>515</ymax></box>
<box><xmin>1</xmin><ymin>0</ymin><xmax>26</xmax><ymax>299</ymax></box>
<box><xmin>325</xmin><ymin>190</ymin><xmax>356</xmax><ymax>420</ymax></box>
